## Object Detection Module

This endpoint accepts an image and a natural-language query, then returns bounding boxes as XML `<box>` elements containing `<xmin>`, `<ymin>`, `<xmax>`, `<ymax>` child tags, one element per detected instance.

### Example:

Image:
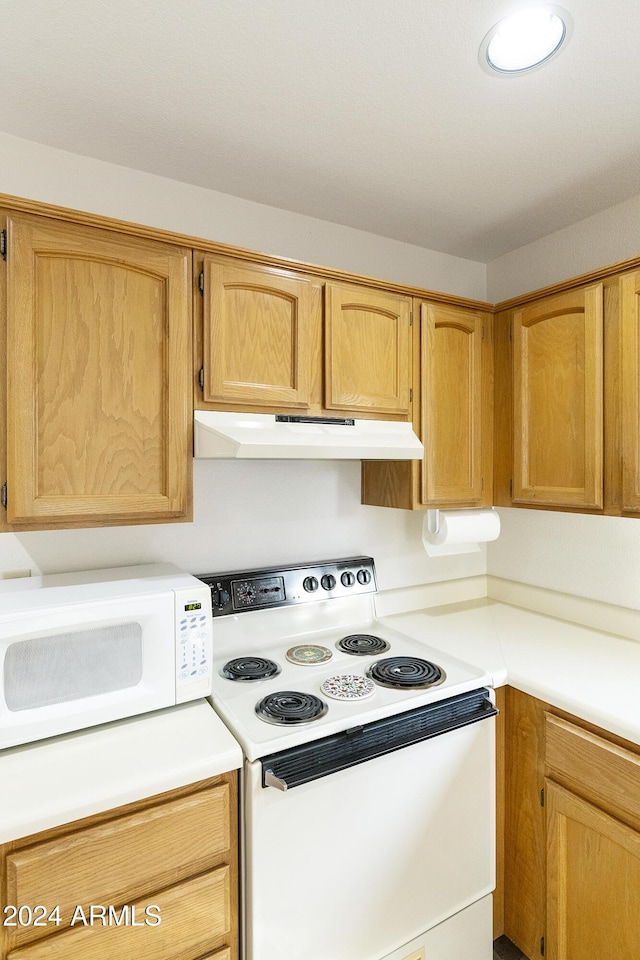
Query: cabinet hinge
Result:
<box><xmin>540</xmin><ymin>787</ymin><xmax>545</xmax><ymax>807</ymax></box>
<box><xmin>540</xmin><ymin>935</ymin><xmax>545</xmax><ymax>956</ymax></box>
<box><xmin>198</xmin><ymin>270</ymin><xmax>204</xmax><ymax>295</ymax></box>
<box><xmin>409</xmin><ymin>388</ymin><xmax>413</xmax><ymax>402</ymax></box>
<box><xmin>1</xmin><ymin>481</ymin><xmax>7</xmax><ymax>510</ymax></box>
<box><xmin>509</xmin><ymin>478</ymin><xmax>513</xmax><ymax>496</ymax></box>
<box><xmin>481</xmin><ymin>325</ymin><xmax>485</xmax><ymax>339</ymax></box>
<box><xmin>0</xmin><ymin>229</ymin><xmax>6</xmax><ymax>260</ymax></box>
<box><xmin>409</xmin><ymin>311</ymin><xmax>413</xmax><ymax>326</ymax></box>
<box><xmin>198</xmin><ymin>366</ymin><xmax>205</xmax><ymax>391</ymax></box>
<box><xmin>509</xmin><ymin>320</ymin><xmax>513</xmax><ymax>341</ymax></box>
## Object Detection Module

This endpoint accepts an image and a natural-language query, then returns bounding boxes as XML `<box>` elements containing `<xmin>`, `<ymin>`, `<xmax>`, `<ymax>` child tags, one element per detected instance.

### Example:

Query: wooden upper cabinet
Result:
<box><xmin>5</xmin><ymin>214</ymin><xmax>192</xmax><ymax>527</ymax></box>
<box><xmin>325</xmin><ymin>283</ymin><xmax>411</xmax><ymax>415</ymax></box>
<box><xmin>421</xmin><ymin>302</ymin><xmax>487</xmax><ymax>505</ymax></box>
<box><xmin>201</xmin><ymin>258</ymin><xmax>315</xmax><ymax>408</ymax></box>
<box><xmin>512</xmin><ymin>284</ymin><xmax>604</xmax><ymax>509</ymax></box>
<box><xmin>620</xmin><ymin>270</ymin><xmax>640</xmax><ymax>512</ymax></box>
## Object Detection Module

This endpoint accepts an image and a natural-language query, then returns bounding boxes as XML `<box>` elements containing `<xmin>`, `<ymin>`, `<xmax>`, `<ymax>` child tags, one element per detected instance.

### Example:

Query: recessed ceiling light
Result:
<box><xmin>479</xmin><ymin>5</ymin><xmax>572</xmax><ymax>75</ymax></box>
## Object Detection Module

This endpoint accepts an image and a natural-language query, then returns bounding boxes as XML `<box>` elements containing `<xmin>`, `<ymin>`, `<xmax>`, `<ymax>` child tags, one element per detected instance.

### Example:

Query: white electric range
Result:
<box><xmin>199</xmin><ymin>557</ymin><xmax>496</xmax><ymax>960</ymax></box>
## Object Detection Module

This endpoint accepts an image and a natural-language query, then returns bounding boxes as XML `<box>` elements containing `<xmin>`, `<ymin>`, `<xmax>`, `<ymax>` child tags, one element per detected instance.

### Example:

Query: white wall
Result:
<box><xmin>489</xmin><ymin>508</ymin><xmax>640</xmax><ymax>610</ymax></box>
<box><xmin>0</xmin><ymin>133</ymin><xmax>487</xmax><ymax>589</ymax></box>
<box><xmin>0</xmin><ymin>133</ymin><xmax>486</xmax><ymax>300</ymax></box>
<box><xmin>486</xmin><ymin>192</ymin><xmax>640</xmax><ymax>304</ymax></box>
<box><xmin>486</xmin><ymin>195</ymin><xmax>640</xmax><ymax>612</ymax></box>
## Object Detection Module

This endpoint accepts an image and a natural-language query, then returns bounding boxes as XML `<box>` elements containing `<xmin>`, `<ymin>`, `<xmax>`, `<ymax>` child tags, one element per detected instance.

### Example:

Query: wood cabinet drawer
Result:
<box><xmin>545</xmin><ymin>714</ymin><xmax>640</xmax><ymax>828</ymax></box>
<box><xmin>5</xmin><ymin>784</ymin><xmax>231</xmax><ymax>947</ymax></box>
<box><xmin>7</xmin><ymin>868</ymin><xmax>231</xmax><ymax>960</ymax></box>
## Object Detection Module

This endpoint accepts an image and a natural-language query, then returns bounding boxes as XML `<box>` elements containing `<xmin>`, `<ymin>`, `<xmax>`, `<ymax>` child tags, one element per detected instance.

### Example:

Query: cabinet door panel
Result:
<box><xmin>620</xmin><ymin>271</ymin><xmax>640</xmax><ymax>512</ymax></box>
<box><xmin>6</xmin><ymin>869</ymin><xmax>231</xmax><ymax>960</ymax></box>
<box><xmin>203</xmin><ymin>259</ymin><xmax>313</xmax><ymax>408</ymax></box>
<box><xmin>6</xmin><ymin>215</ymin><xmax>191</xmax><ymax>525</ymax></box>
<box><xmin>325</xmin><ymin>284</ymin><xmax>411</xmax><ymax>415</ymax></box>
<box><xmin>512</xmin><ymin>285</ymin><xmax>603</xmax><ymax>508</ymax></box>
<box><xmin>5</xmin><ymin>785</ymin><xmax>231</xmax><ymax>949</ymax></box>
<box><xmin>421</xmin><ymin>303</ymin><xmax>484</xmax><ymax>504</ymax></box>
<box><xmin>546</xmin><ymin>780</ymin><xmax>640</xmax><ymax>960</ymax></box>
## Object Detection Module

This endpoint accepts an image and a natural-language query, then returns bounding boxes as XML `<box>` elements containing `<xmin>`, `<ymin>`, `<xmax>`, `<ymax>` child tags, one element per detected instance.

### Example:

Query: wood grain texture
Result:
<box><xmin>202</xmin><ymin>257</ymin><xmax>315</xmax><ymax>408</ymax></box>
<box><xmin>5</xmin><ymin>214</ymin><xmax>192</xmax><ymax>527</ymax></box>
<box><xmin>5</xmin><ymin>785</ymin><xmax>230</xmax><ymax>948</ymax></box>
<box><xmin>620</xmin><ymin>269</ymin><xmax>640</xmax><ymax>512</ymax></box>
<box><xmin>492</xmin><ymin>311</ymin><xmax>513</xmax><ymax>507</ymax></box>
<box><xmin>503</xmin><ymin>688</ymin><xmax>547</xmax><ymax>959</ymax></box>
<box><xmin>6</xmin><ymin>870</ymin><xmax>231</xmax><ymax>960</ymax></box>
<box><xmin>0</xmin><ymin>191</ymin><xmax>489</xmax><ymax>310</ymax></box>
<box><xmin>325</xmin><ymin>283</ymin><xmax>411</xmax><ymax>415</ymax></box>
<box><xmin>421</xmin><ymin>302</ymin><xmax>486</xmax><ymax>504</ymax></box>
<box><xmin>546</xmin><ymin>780</ymin><xmax>640</xmax><ymax>960</ymax></box>
<box><xmin>361</xmin><ymin>299</ymin><xmax>492</xmax><ymax>509</ymax></box>
<box><xmin>512</xmin><ymin>285</ymin><xmax>603</xmax><ymax>509</ymax></box>
<box><xmin>0</xmin><ymin>773</ymin><xmax>238</xmax><ymax>960</ymax></box>
<box><xmin>546</xmin><ymin>714</ymin><xmax>640</xmax><ymax>831</ymax></box>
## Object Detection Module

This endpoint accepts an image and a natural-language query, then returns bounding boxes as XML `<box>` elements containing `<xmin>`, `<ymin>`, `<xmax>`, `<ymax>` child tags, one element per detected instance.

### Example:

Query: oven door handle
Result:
<box><xmin>259</xmin><ymin>687</ymin><xmax>497</xmax><ymax>790</ymax></box>
<box><xmin>264</xmin><ymin>768</ymin><xmax>289</xmax><ymax>791</ymax></box>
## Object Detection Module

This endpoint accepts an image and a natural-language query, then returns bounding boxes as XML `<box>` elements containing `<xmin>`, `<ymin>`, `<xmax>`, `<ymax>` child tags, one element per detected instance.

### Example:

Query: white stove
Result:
<box><xmin>205</xmin><ymin>573</ymin><xmax>490</xmax><ymax>760</ymax></box>
<box><xmin>198</xmin><ymin>557</ymin><xmax>496</xmax><ymax>960</ymax></box>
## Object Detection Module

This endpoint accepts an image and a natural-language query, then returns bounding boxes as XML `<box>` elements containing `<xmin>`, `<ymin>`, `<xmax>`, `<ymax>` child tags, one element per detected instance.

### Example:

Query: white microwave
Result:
<box><xmin>0</xmin><ymin>563</ymin><xmax>213</xmax><ymax>750</ymax></box>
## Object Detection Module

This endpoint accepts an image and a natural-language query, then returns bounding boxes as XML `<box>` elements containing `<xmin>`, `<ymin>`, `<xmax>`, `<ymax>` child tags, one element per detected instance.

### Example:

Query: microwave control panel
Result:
<box><xmin>174</xmin><ymin>585</ymin><xmax>213</xmax><ymax>701</ymax></box>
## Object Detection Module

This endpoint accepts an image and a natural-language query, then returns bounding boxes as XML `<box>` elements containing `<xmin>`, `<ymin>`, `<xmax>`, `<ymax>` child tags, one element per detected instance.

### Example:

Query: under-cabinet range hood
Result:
<box><xmin>194</xmin><ymin>411</ymin><xmax>424</xmax><ymax>460</ymax></box>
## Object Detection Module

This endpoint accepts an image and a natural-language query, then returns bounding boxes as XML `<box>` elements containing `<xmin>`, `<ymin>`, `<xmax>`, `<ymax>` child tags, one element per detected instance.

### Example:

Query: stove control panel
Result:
<box><xmin>198</xmin><ymin>557</ymin><xmax>377</xmax><ymax>617</ymax></box>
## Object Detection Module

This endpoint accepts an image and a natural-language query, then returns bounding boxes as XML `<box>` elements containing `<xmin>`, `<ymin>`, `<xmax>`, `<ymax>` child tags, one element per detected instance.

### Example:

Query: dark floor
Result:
<box><xmin>493</xmin><ymin>936</ymin><xmax>528</xmax><ymax>960</ymax></box>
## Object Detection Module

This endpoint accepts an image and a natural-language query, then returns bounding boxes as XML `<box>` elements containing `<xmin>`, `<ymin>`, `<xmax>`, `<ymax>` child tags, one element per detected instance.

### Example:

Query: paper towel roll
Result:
<box><xmin>422</xmin><ymin>508</ymin><xmax>500</xmax><ymax>556</ymax></box>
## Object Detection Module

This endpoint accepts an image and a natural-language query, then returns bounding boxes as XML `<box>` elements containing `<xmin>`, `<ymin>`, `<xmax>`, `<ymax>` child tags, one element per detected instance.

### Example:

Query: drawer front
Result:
<box><xmin>5</xmin><ymin>784</ymin><xmax>231</xmax><ymax>948</ymax></box>
<box><xmin>545</xmin><ymin>714</ymin><xmax>640</xmax><ymax>828</ymax></box>
<box><xmin>6</xmin><ymin>868</ymin><xmax>231</xmax><ymax>960</ymax></box>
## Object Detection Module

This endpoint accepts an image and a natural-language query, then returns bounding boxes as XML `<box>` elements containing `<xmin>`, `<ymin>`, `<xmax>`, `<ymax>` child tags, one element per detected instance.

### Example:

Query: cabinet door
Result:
<box><xmin>546</xmin><ymin>779</ymin><xmax>640</xmax><ymax>960</ymax></box>
<box><xmin>5</xmin><ymin>215</ymin><xmax>191</xmax><ymax>527</ymax></box>
<box><xmin>512</xmin><ymin>285</ymin><xmax>604</xmax><ymax>508</ymax></box>
<box><xmin>202</xmin><ymin>258</ymin><xmax>314</xmax><ymax>408</ymax></box>
<box><xmin>325</xmin><ymin>283</ymin><xmax>411</xmax><ymax>415</ymax></box>
<box><xmin>421</xmin><ymin>302</ymin><xmax>487</xmax><ymax>504</ymax></box>
<box><xmin>620</xmin><ymin>270</ymin><xmax>640</xmax><ymax>512</ymax></box>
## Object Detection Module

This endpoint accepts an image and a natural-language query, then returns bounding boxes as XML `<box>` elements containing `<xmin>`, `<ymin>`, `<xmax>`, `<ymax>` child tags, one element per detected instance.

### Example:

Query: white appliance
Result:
<box><xmin>200</xmin><ymin>557</ymin><xmax>496</xmax><ymax>960</ymax></box>
<box><xmin>0</xmin><ymin>563</ymin><xmax>213</xmax><ymax>750</ymax></box>
<box><xmin>194</xmin><ymin>410</ymin><xmax>424</xmax><ymax>459</ymax></box>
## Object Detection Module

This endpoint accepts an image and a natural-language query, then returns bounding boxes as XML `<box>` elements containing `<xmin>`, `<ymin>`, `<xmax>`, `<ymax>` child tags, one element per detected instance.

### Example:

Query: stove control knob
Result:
<box><xmin>341</xmin><ymin>571</ymin><xmax>356</xmax><ymax>587</ymax></box>
<box><xmin>303</xmin><ymin>576</ymin><xmax>319</xmax><ymax>593</ymax></box>
<box><xmin>357</xmin><ymin>569</ymin><xmax>372</xmax><ymax>585</ymax></box>
<box><xmin>212</xmin><ymin>586</ymin><xmax>231</xmax><ymax>609</ymax></box>
<box><xmin>321</xmin><ymin>574</ymin><xmax>336</xmax><ymax>591</ymax></box>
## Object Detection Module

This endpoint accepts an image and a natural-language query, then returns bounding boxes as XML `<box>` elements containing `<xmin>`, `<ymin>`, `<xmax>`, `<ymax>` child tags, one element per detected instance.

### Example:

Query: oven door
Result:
<box><xmin>242</xmin><ymin>689</ymin><xmax>496</xmax><ymax>960</ymax></box>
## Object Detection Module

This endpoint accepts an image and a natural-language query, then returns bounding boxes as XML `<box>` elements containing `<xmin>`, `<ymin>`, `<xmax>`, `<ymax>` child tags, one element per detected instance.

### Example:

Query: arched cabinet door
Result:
<box><xmin>5</xmin><ymin>214</ymin><xmax>192</xmax><ymax>527</ymax></box>
<box><xmin>324</xmin><ymin>283</ymin><xmax>412</xmax><ymax>416</ymax></box>
<box><xmin>201</xmin><ymin>258</ymin><xmax>315</xmax><ymax>409</ymax></box>
<box><xmin>421</xmin><ymin>302</ymin><xmax>487</xmax><ymax>505</ymax></box>
<box><xmin>620</xmin><ymin>270</ymin><xmax>640</xmax><ymax>513</ymax></box>
<box><xmin>512</xmin><ymin>284</ymin><xmax>604</xmax><ymax>509</ymax></box>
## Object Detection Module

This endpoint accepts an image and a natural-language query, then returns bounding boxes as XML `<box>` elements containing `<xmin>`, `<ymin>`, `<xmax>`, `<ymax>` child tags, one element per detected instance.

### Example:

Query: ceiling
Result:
<box><xmin>3</xmin><ymin>0</ymin><xmax>640</xmax><ymax>262</ymax></box>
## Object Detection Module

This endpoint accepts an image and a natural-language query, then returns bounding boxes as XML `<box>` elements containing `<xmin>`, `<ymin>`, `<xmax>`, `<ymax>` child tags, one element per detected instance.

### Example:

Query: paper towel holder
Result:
<box><xmin>426</xmin><ymin>509</ymin><xmax>441</xmax><ymax>536</ymax></box>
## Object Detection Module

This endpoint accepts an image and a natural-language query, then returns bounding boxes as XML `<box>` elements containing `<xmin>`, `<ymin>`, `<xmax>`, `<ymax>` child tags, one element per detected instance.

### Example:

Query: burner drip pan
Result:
<box><xmin>367</xmin><ymin>656</ymin><xmax>446</xmax><ymax>690</ymax></box>
<box><xmin>221</xmin><ymin>656</ymin><xmax>281</xmax><ymax>682</ymax></box>
<box><xmin>336</xmin><ymin>634</ymin><xmax>390</xmax><ymax>656</ymax></box>
<box><xmin>256</xmin><ymin>691</ymin><xmax>328</xmax><ymax>725</ymax></box>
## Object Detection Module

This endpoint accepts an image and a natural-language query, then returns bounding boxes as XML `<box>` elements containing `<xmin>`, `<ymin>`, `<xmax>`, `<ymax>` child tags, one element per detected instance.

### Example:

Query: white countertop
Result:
<box><xmin>0</xmin><ymin>699</ymin><xmax>242</xmax><ymax>843</ymax></box>
<box><xmin>381</xmin><ymin>596</ymin><xmax>640</xmax><ymax>747</ymax></box>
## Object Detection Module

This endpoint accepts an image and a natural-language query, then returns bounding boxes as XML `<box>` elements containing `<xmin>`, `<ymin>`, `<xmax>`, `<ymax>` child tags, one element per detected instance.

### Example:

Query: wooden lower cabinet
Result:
<box><xmin>0</xmin><ymin>774</ymin><xmax>238</xmax><ymax>960</ymax></box>
<box><xmin>502</xmin><ymin>688</ymin><xmax>640</xmax><ymax>959</ymax></box>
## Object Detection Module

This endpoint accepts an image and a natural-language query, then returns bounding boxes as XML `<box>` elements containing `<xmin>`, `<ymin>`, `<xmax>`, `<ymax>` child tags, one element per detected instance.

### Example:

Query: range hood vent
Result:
<box><xmin>194</xmin><ymin>412</ymin><xmax>424</xmax><ymax>461</ymax></box>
